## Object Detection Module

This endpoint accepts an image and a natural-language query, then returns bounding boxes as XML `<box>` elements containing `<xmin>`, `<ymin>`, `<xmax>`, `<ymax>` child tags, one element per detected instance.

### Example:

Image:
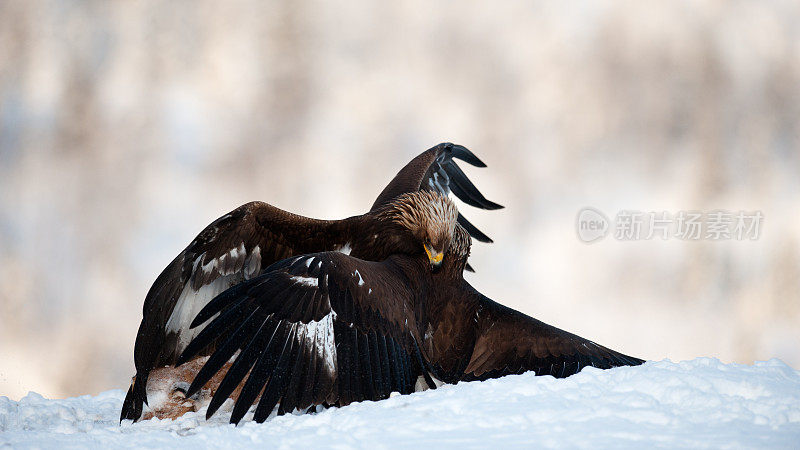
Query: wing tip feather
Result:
<box><xmin>448</xmin><ymin>143</ymin><xmax>488</xmax><ymax>168</ymax></box>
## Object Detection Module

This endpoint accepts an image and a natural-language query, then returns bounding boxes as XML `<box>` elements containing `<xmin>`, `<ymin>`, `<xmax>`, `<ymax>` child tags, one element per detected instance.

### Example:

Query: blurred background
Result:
<box><xmin>1</xmin><ymin>0</ymin><xmax>799</xmax><ymax>400</ymax></box>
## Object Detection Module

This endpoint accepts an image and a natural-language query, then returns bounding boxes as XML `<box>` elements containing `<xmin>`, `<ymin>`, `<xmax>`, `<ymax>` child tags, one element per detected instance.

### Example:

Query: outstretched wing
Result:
<box><xmin>457</xmin><ymin>282</ymin><xmax>644</xmax><ymax>382</ymax></box>
<box><xmin>122</xmin><ymin>202</ymin><xmax>349</xmax><ymax>421</ymax></box>
<box><xmin>370</xmin><ymin>143</ymin><xmax>503</xmax><ymax>243</ymax></box>
<box><xmin>178</xmin><ymin>252</ymin><xmax>434</xmax><ymax>424</ymax></box>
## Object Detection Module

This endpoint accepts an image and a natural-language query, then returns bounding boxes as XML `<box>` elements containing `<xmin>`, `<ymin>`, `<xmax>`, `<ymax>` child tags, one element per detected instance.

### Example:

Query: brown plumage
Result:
<box><xmin>180</xmin><ymin>192</ymin><xmax>643</xmax><ymax>425</ymax></box>
<box><xmin>121</xmin><ymin>143</ymin><xmax>502</xmax><ymax>422</ymax></box>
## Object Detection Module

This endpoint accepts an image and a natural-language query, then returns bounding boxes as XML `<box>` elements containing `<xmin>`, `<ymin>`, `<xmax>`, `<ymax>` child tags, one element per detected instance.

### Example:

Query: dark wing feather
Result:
<box><xmin>121</xmin><ymin>202</ymin><xmax>349</xmax><ymax>422</ymax></box>
<box><xmin>456</xmin><ymin>281</ymin><xmax>644</xmax><ymax>382</ymax></box>
<box><xmin>179</xmin><ymin>252</ymin><xmax>431</xmax><ymax>424</ymax></box>
<box><xmin>369</xmin><ymin>143</ymin><xmax>503</xmax><ymax>243</ymax></box>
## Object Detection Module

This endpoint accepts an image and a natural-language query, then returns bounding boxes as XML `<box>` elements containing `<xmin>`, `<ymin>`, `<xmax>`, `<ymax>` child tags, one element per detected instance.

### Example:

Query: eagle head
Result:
<box><xmin>388</xmin><ymin>191</ymin><xmax>458</xmax><ymax>271</ymax></box>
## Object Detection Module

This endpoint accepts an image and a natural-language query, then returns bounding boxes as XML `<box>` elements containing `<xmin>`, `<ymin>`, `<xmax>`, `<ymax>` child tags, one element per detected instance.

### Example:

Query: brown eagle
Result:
<box><xmin>179</xmin><ymin>191</ymin><xmax>643</xmax><ymax>424</ymax></box>
<box><xmin>121</xmin><ymin>143</ymin><xmax>502</xmax><ymax>422</ymax></box>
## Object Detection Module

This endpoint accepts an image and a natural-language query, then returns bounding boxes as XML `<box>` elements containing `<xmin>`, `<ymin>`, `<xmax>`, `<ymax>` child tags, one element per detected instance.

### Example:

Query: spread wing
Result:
<box><xmin>370</xmin><ymin>143</ymin><xmax>503</xmax><ymax>243</ymax></box>
<box><xmin>122</xmin><ymin>202</ymin><xmax>349</xmax><ymax>421</ymax></box>
<box><xmin>457</xmin><ymin>282</ymin><xmax>644</xmax><ymax>382</ymax></box>
<box><xmin>178</xmin><ymin>252</ymin><xmax>434</xmax><ymax>424</ymax></box>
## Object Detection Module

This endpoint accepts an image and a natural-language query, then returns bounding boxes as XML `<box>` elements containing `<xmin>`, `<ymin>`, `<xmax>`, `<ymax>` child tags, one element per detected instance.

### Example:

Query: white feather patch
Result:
<box><xmin>165</xmin><ymin>276</ymin><xmax>234</xmax><ymax>353</ymax></box>
<box><xmin>291</xmin><ymin>275</ymin><xmax>319</xmax><ymax>287</ymax></box>
<box><xmin>354</xmin><ymin>269</ymin><xmax>364</xmax><ymax>286</ymax></box>
<box><xmin>244</xmin><ymin>245</ymin><xmax>261</xmax><ymax>279</ymax></box>
<box><xmin>295</xmin><ymin>312</ymin><xmax>337</xmax><ymax>375</ymax></box>
<box><xmin>199</xmin><ymin>242</ymin><xmax>247</xmax><ymax>277</ymax></box>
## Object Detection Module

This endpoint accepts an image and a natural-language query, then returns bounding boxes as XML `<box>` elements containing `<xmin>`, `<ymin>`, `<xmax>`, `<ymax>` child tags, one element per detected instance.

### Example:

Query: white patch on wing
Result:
<box><xmin>165</xmin><ymin>276</ymin><xmax>235</xmax><ymax>353</ymax></box>
<box><xmin>172</xmin><ymin>244</ymin><xmax>262</xmax><ymax>353</ymax></box>
<box><xmin>336</xmin><ymin>243</ymin><xmax>352</xmax><ymax>255</ymax></box>
<box><xmin>291</xmin><ymin>275</ymin><xmax>319</xmax><ymax>287</ymax></box>
<box><xmin>295</xmin><ymin>312</ymin><xmax>337</xmax><ymax>375</ymax></box>
<box><xmin>229</xmin><ymin>243</ymin><xmax>244</xmax><ymax>260</ymax></box>
<box><xmin>198</xmin><ymin>252</ymin><xmax>213</xmax><ymax>275</ymax></box>
<box><xmin>354</xmin><ymin>269</ymin><xmax>364</xmax><ymax>286</ymax></box>
<box><xmin>244</xmin><ymin>245</ymin><xmax>261</xmax><ymax>279</ymax></box>
<box><xmin>200</xmin><ymin>242</ymin><xmax>247</xmax><ymax>277</ymax></box>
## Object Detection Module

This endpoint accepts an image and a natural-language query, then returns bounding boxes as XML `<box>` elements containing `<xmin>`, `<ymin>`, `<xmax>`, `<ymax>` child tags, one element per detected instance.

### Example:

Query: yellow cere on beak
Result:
<box><xmin>424</xmin><ymin>244</ymin><xmax>444</xmax><ymax>265</ymax></box>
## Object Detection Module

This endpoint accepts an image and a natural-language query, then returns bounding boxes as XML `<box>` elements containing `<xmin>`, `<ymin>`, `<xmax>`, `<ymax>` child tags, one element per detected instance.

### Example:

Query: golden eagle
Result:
<box><xmin>121</xmin><ymin>143</ymin><xmax>502</xmax><ymax>421</ymax></box>
<box><xmin>179</xmin><ymin>192</ymin><xmax>643</xmax><ymax>424</ymax></box>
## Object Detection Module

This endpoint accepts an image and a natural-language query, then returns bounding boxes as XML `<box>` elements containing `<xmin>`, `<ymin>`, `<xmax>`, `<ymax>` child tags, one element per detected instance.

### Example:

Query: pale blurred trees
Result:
<box><xmin>0</xmin><ymin>0</ymin><xmax>798</xmax><ymax>399</ymax></box>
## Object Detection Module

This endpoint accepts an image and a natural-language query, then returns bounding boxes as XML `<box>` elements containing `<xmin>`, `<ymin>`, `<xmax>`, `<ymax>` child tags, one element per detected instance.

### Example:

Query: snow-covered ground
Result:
<box><xmin>2</xmin><ymin>358</ymin><xmax>799</xmax><ymax>448</ymax></box>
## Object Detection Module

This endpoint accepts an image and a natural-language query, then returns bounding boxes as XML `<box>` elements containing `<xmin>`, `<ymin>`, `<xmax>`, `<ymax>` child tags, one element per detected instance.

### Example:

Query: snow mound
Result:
<box><xmin>2</xmin><ymin>358</ymin><xmax>799</xmax><ymax>448</ymax></box>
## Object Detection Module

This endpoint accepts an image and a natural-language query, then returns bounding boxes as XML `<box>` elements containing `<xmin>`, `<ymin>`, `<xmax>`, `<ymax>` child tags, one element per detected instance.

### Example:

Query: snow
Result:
<box><xmin>2</xmin><ymin>358</ymin><xmax>799</xmax><ymax>448</ymax></box>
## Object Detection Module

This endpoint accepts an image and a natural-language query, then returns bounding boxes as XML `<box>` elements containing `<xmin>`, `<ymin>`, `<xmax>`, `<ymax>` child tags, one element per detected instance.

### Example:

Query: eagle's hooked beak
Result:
<box><xmin>424</xmin><ymin>243</ymin><xmax>444</xmax><ymax>270</ymax></box>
